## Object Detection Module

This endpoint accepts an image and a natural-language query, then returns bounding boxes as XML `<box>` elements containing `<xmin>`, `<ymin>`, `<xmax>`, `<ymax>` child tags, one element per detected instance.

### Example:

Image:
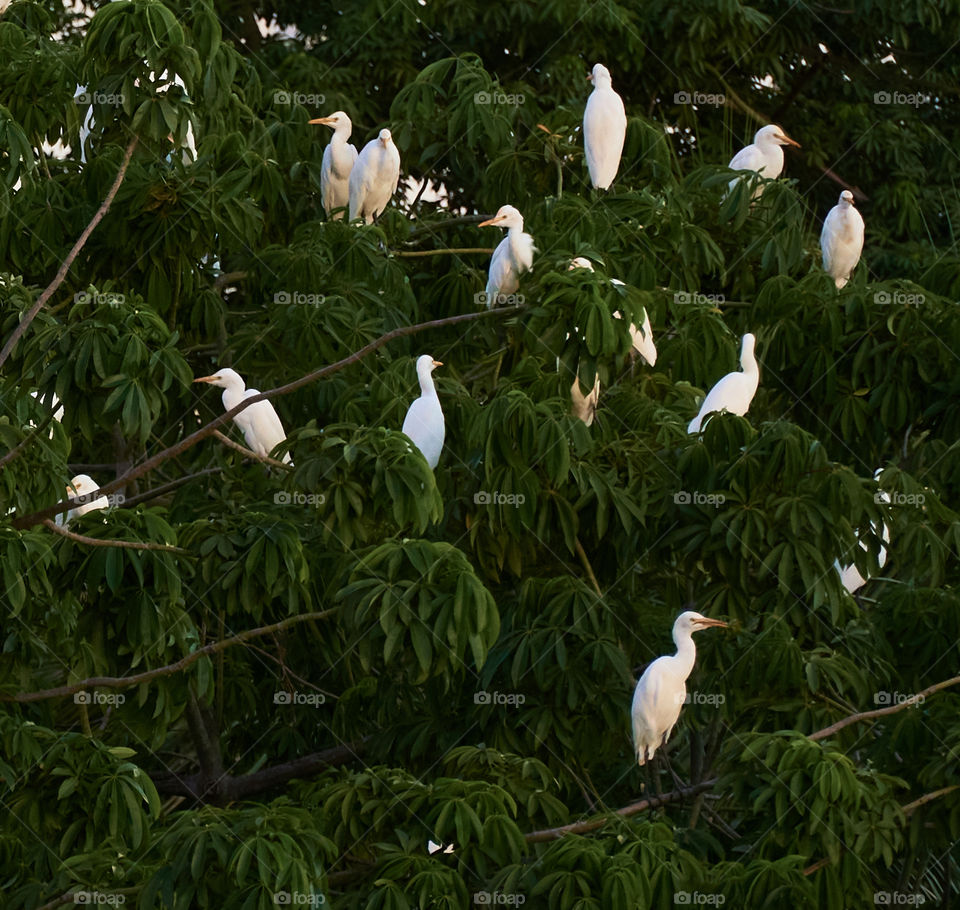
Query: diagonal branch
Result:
<box><xmin>0</xmin><ymin>137</ymin><xmax>139</xmax><ymax>369</ymax></box>
<box><xmin>393</xmin><ymin>247</ymin><xmax>493</xmax><ymax>258</ymax></box>
<box><xmin>12</xmin><ymin>305</ymin><xmax>523</xmax><ymax>530</ymax></box>
<box><xmin>212</xmin><ymin>429</ymin><xmax>294</xmax><ymax>470</ymax></box>
<box><xmin>42</xmin><ymin>518</ymin><xmax>190</xmax><ymax>554</ymax></box>
<box><xmin>1</xmin><ymin>609</ymin><xmax>338</xmax><ymax>702</ymax></box>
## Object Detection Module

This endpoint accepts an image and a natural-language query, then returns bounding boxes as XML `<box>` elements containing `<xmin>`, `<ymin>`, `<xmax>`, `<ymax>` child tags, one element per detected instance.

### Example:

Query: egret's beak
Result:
<box><xmin>536</xmin><ymin>124</ymin><xmax>552</xmax><ymax>134</ymax></box>
<box><xmin>432</xmin><ymin>360</ymin><xmax>443</xmax><ymax>367</ymax></box>
<box><xmin>694</xmin><ymin>617</ymin><xmax>729</xmax><ymax>629</ymax></box>
<box><xmin>193</xmin><ymin>375</ymin><xmax>216</xmax><ymax>384</ymax></box>
<box><xmin>478</xmin><ymin>216</ymin><xmax>502</xmax><ymax>227</ymax></box>
<box><xmin>309</xmin><ymin>116</ymin><xmax>336</xmax><ymax>125</ymax></box>
<box><xmin>779</xmin><ymin>133</ymin><xmax>801</xmax><ymax>148</ymax></box>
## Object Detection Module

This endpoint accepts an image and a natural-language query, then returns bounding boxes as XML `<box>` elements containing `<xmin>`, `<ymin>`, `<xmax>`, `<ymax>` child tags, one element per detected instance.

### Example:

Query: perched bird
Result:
<box><xmin>348</xmin><ymin>128</ymin><xmax>401</xmax><ymax>223</ymax></box>
<box><xmin>583</xmin><ymin>63</ymin><xmax>627</xmax><ymax>190</ymax></box>
<box><xmin>727</xmin><ymin>124</ymin><xmax>800</xmax><ymax>197</ymax></box>
<box><xmin>569</xmin><ymin>258</ymin><xmax>657</xmax><ymax>365</ymax></box>
<box><xmin>688</xmin><ymin>333</ymin><xmax>759</xmax><ymax>434</ymax></box>
<box><xmin>631</xmin><ymin>611</ymin><xmax>728</xmax><ymax>766</ymax></box>
<box><xmin>401</xmin><ymin>355</ymin><xmax>444</xmax><ymax>469</ymax></box>
<box><xmin>64</xmin><ymin>474</ymin><xmax>109</xmax><ymax>522</ymax></box>
<box><xmin>570</xmin><ymin>371</ymin><xmax>601</xmax><ymax>426</ymax></box>
<box><xmin>479</xmin><ymin>205</ymin><xmax>535</xmax><ymax>306</ymax></box>
<box><xmin>309</xmin><ymin>111</ymin><xmax>359</xmax><ymax>219</ymax></box>
<box><xmin>837</xmin><ymin>471</ymin><xmax>890</xmax><ymax>593</ymax></box>
<box><xmin>194</xmin><ymin>368</ymin><xmax>292</xmax><ymax>463</ymax></box>
<box><xmin>821</xmin><ymin>190</ymin><xmax>865</xmax><ymax>288</ymax></box>
<box><xmin>427</xmin><ymin>840</ymin><xmax>455</xmax><ymax>855</ymax></box>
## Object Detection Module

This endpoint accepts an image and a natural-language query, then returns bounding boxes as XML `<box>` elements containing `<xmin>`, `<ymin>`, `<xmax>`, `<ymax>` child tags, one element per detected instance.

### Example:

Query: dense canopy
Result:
<box><xmin>1</xmin><ymin>0</ymin><xmax>960</xmax><ymax>908</ymax></box>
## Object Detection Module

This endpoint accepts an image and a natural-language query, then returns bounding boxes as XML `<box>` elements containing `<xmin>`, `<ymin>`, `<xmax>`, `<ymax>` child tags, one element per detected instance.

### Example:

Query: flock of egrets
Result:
<box><xmin>49</xmin><ymin>61</ymin><xmax>875</xmax><ymax>772</ymax></box>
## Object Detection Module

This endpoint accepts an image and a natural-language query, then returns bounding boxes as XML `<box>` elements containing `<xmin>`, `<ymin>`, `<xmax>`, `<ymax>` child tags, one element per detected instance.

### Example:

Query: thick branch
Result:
<box><xmin>12</xmin><ymin>306</ymin><xmax>521</xmax><ymax>529</ymax></box>
<box><xmin>213</xmin><ymin>270</ymin><xmax>247</xmax><ymax>290</ymax></box>
<box><xmin>2</xmin><ymin>609</ymin><xmax>338</xmax><ymax>702</ymax></box>
<box><xmin>808</xmin><ymin>675</ymin><xmax>960</xmax><ymax>741</ymax></box>
<box><xmin>42</xmin><ymin>518</ymin><xmax>189</xmax><ymax>554</ymax></box>
<box><xmin>524</xmin><ymin>779</ymin><xmax>716</xmax><ymax>843</ymax></box>
<box><xmin>902</xmin><ymin>785</ymin><xmax>959</xmax><ymax>815</ymax></box>
<box><xmin>0</xmin><ymin>137</ymin><xmax>138</xmax><ymax>369</ymax></box>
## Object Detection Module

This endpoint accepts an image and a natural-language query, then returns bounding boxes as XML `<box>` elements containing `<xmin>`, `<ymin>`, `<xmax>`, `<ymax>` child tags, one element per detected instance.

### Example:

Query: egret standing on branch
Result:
<box><xmin>348</xmin><ymin>128</ymin><xmax>401</xmax><ymax>224</ymax></box>
<box><xmin>821</xmin><ymin>190</ymin><xmax>865</xmax><ymax>288</ymax></box>
<box><xmin>194</xmin><ymin>368</ymin><xmax>292</xmax><ymax>464</ymax></box>
<box><xmin>401</xmin><ymin>355</ymin><xmax>444</xmax><ymax>469</ymax></box>
<box><xmin>727</xmin><ymin>124</ymin><xmax>800</xmax><ymax>198</ymax></box>
<box><xmin>310</xmin><ymin>111</ymin><xmax>358</xmax><ymax>219</ymax></box>
<box><xmin>688</xmin><ymin>333</ymin><xmax>759</xmax><ymax>434</ymax></box>
<box><xmin>583</xmin><ymin>63</ymin><xmax>627</xmax><ymax>190</ymax></box>
<box><xmin>632</xmin><ymin>611</ymin><xmax>728</xmax><ymax>766</ymax></box>
<box><xmin>64</xmin><ymin>474</ymin><xmax>109</xmax><ymax>524</ymax></box>
<box><xmin>479</xmin><ymin>205</ymin><xmax>535</xmax><ymax>306</ymax></box>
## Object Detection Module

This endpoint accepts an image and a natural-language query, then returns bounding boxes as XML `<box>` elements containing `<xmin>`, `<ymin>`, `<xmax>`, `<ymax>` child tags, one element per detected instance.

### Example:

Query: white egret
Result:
<box><xmin>821</xmin><ymin>190</ymin><xmax>864</xmax><ymax>288</ymax></box>
<box><xmin>583</xmin><ymin>63</ymin><xmax>627</xmax><ymax>190</ymax></box>
<box><xmin>688</xmin><ymin>333</ymin><xmax>759</xmax><ymax>434</ymax></box>
<box><xmin>309</xmin><ymin>111</ymin><xmax>358</xmax><ymax>219</ymax></box>
<box><xmin>427</xmin><ymin>840</ymin><xmax>455</xmax><ymax>855</ymax></box>
<box><xmin>194</xmin><ymin>368</ymin><xmax>292</xmax><ymax>464</ymax></box>
<box><xmin>479</xmin><ymin>205</ymin><xmax>535</xmax><ymax>306</ymax></box>
<box><xmin>837</xmin><ymin>471</ymin><xmax>890</xmax><ymax>593</ymax></box>
<box><xmin>348</xmin><ymin>128</ymin><xmax>400</xmax><ymax>223</ymax></box>
<box><xmin>65</xmin><ymin>474</ymin><xmax>109</xmax><ymax>522</ymax></box>
<box><xmin>401</xmin><ymin>355</ymin><xmax>444</xmax><ymax>469</ymax></box>
<box><xmin>632</xmin><ymin>611</ymin><xmax>728</xmax><ymax>766</ymax></box>
<box><xmin>727</xmin><ymin>124</ymin><xmax>800</xmax><ymax>197</ymax></box>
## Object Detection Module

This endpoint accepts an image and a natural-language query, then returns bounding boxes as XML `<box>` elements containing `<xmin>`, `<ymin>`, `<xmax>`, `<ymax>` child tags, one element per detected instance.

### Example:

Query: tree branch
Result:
<box><xmin>1</xmin><ymin>609</ymin><xmax>338</xmax><ymax>702</ymax></box>
<box><xmin>118</xmin><ymin>467</ymin><xmax>223</xmax><ymax>509</ymax></box>
<box><xmin>12</xmin><ymin>306</ymin><xmax>522</xmax><ymax>530</ymax></box>
<box><xmin>808</xmin><ymin>675</ymin><xmax>960</xmax><ymax>741</ymax></box>
<box><xmin>902</xmin><ymin>785</ymin><xmax>959</xmax><ymax>815</ymax></box>
<box><xmin>213</xmin><ymin>270</ymin><xmax>247</xmax><ymax>290</ymax></box>
<box><xmin>393</xmin><ymin>247</ymin><xmax>493</xmax><ymax>258</ymax></box>
<box><xmin>42</xmin><ymin>518</ymin><xmax>190</xmax><ymax>554</ymax></box>
<box><xmin>406</xmin><ymin>214</ymin><xmax>490</xmax><ymax>238</ymax></box>
<box><xmin>0</xmin><ymin>136</ymin><xmax>139</xmax><ymax>369</ymax></box>
<box><xmin>212</xmin><ymin>430</ymin><xmax>294</xmax><ymax>470</ymax></box>
<box><xmin>0</xmin><ymin>410</ymin><xmax>57</xmax><ymax>468</ymax></box>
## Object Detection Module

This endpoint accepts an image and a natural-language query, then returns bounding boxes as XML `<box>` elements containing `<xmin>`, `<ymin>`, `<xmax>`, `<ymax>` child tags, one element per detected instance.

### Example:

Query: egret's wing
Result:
<box><xmin>389</xmin><ymin>144</ymin><xmax>401</xmax><ymax>194</ymax></box>
<box><xmin>321</xmin><ymin>143</ymin><xmax>334</xmax><ymax>211</ymax></box>
<box><xmin>583</xmin><ymin>89</ymin><xmax>627</xmax><ymax>189</ymax></box>
<box><xmin>348</xmin><ymin>144</ymin><xmax>372</xmax><ymax>220</ymax></box>
<box><xmin>728</xmin><ymin>143</ymin><xmax>764</xmax><ymax>173</ymax></box>
<box><xmin>631</xmin><ymin>310</ymin><xmax>657</xmax><ymax>366</ymax></box>
<box><xmin>485</xmin><ymin>237</ymin><xmax>512</xmax><ymax>301</ymax></box>
<box><xmin>515</xmin><ymin>232</ymin><xmax>536</xmax><ymax>275</ymax></box>
<box><xmin>402</xmin><ymin>398</ymin><xmax>445</xmax><ymax>468</ymax></box>
<box><xmin>688</xmin><ymin>372</ymin><xmax>754</xmax><ymax>433</ymax></box>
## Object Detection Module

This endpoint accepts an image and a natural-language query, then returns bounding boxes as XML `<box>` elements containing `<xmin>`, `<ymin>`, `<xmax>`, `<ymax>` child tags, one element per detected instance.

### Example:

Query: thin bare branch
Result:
<box><xmin>0</xmin><ymin>137</ymin><xmax>139</xmax><ymax>369</ymax></box>
<box><xmin>42</xmin><ymin>518</ymin><xmax>190</xmax><ymax>554</ymax></box>
<box><xmin>212</xmin><ymin>430</ymin><xmax>294</xmax><ymax>470</ymax></box>
<box><xmin>393</xmin><ymin>247</ymin><xmax>494</xmax><ymax>258</ymax></box>
<box><xmin>2</xmin><ymin>609</ymin><xmax>338</xmax><ymax>702</ymax></box>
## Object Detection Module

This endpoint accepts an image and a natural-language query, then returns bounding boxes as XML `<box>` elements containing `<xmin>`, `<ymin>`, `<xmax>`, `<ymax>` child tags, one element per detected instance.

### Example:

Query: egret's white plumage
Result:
<box><xmin>821</xmin><ymin>190</ymin><xmax>864</xmax><ymax>288</ymax></box>
<box><xmin>348</xmin><ymin>128</ymin><xmax>400</xmax><ymax>223</ymax></box>
<box><xmin>427</xmin><ymin>840</ymin><xmax>455</xmax><ymax>855</ymax></box>
<box><xmin>401</xmin><ymin>355</ymin><xmax>444</xmax><ymax>469</ymax></box>
<box><xmin>570</xmin><ymin>372</ymin><xmax>601</xmax><ymax>426</ymax></box>
<box><xmin>479</xmin><ymin>205</ymin><xmax>535</xmax><ymax>305</ymax></box>
<box><xmin>688</xmin><ymin>333</ymin><xmax>759</xmax><ymax>434</ymax></box>
<box><xmin>583</xmin><ymin>63</ymin><xmax>627</xmax><ymax>190</ymax></box>
<box><xmin>65</xmin><ymin>474</ymin><xmax>109</xmax><ymax>522</ymax></box>
<box><xmin>310</xmin><ymin>111</ymin><xmax>359</xmax><ymax>219</ymax></box>
<box><xmin>727</xmin><ymin>124</ymin><xmax>800</xmax><ymax>197</ymax></box>
<box><xmin>632</xmin><ymin>611</ymin><xmax>728</xmax><ymax>765</ymax></box>
<box><xmin>194</xmin><ymin>368</ymin><xmax>292</xmax><ymax>463</ymax></box>
<box><xmin>837</xmin><ymin>471</ymin><xmax>890</xmax><ymax>593</ymax></box>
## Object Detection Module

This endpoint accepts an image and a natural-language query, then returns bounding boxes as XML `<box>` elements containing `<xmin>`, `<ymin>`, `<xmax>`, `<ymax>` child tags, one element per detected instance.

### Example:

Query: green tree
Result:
<box><xmin>1</xmin><ymin>0</ymin><xmax>960</xmax><ymax>908</ymax></box>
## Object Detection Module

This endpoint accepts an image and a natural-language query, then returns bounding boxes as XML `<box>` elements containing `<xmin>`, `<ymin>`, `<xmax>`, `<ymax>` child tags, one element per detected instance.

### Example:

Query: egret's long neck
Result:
<box><xmin>672</xmin><ymin>631</ymin><xmax>697</xmax><ymax>680</ymax></box>
<box><xmin>221</xmin><ymin>380</ymin><xmax>245</xmax><ymax>410</ymax></box>
<box><xmin>508</xmin><ymin>224</ymin><xmax>525</xmax><ymax>262</ymax></box>
<box><xmin>741</xmin><ymin>351</ymin><xmax>758</xmax><ymax>376</ymax></box>
<box><xmin>418</xmin><ymin>368</ymin><xmax>437</xmax><ymax>398</ymax></box>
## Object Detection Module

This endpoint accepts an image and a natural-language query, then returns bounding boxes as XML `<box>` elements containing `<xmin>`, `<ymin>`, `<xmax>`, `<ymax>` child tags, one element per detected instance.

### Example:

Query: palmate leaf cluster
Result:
<box><xmin>1</xmin><ymin>0</ymin><xmax>959</xmax><ymax>907</ymax></box>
